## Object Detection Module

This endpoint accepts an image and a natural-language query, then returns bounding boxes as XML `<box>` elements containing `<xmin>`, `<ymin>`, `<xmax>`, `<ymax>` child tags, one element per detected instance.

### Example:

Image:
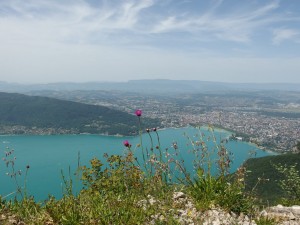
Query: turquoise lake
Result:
<box><xmin>0</xmin><ymin>127</ymin><xmax>273</xmax><ymax>201</ymax></box>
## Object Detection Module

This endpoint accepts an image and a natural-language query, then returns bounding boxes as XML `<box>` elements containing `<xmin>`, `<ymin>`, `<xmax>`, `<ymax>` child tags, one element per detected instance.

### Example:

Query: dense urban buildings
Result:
<box><xmin>27</xmin><ymin>89</ymin><xmax>299</xmax><ymax>153</ymax></box>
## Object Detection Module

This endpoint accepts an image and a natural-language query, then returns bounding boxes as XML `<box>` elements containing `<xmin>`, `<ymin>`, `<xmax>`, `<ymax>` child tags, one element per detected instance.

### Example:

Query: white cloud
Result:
<box><xmin>1</xmin><ymin>0</ymin><xmax>300</xmax><ymax>83</ymax></box>
<box><xmin>151</xmin><ymin>0</ymin><xmax>286</xmax><ymax>43</ymax></box>
<box><xmin>0</xmin><ymin>0</ymin><xmax>155</xmax><ymax>45</ymax></box>
<box><xmin>159</xmin><ymin>1</ymin><xmax>300</xmax><ymax>46</ymax></box>
<box><xmin>1</xmin><ymin>0</ymin><xmax>298</xmax><ymax>46</ymax></box>
<box><xmin>272</xmin><ymin>28</ymin><xmax>300</xmax><ymax>44</ymax></box>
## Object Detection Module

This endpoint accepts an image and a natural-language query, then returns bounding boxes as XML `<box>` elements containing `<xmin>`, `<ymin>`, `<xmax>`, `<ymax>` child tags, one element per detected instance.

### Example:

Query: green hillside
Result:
<box><xmin>243</xmin><ymin>153</ymin><xmax>300</xmax><ymax>204</ymax></box>
<box><xmin>0</xmin><ymin>92</ymin><xmax>159</xmax><ymax>135</ymax></box>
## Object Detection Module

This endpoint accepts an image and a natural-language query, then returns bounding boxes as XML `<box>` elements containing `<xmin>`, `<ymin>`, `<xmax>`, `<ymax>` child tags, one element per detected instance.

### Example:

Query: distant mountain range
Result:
<box><xmin>1</xmin><ymin>80</ymin><xmax>300</xmax><ymax>93</ymax></box>
<box><xmin>0</xmin><ymin>92</ymin><xmax>158</xmax><ymax>135</ymax></box>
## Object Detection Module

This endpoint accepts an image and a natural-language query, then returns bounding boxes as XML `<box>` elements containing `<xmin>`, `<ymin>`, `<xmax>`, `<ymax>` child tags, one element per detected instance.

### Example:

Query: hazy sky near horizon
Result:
<box><xmin>1</xmin><ymin>0</ymin><xmax>300</xmax><ymax>84</ymax></box>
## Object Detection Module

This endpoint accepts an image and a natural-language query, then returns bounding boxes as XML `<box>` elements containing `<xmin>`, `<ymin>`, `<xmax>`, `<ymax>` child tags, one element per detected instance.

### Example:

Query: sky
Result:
<box><xmin>0</xmin><ymin>0</ymin><xmax>300</xmax><ymax>84</ymax></box>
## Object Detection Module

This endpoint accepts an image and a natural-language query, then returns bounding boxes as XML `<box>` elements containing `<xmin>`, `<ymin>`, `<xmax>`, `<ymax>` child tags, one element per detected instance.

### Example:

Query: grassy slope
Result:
<box><xmin>243</xmin><ymin>153</ymin><xmax>300</xmax><ymax>204</ymax></box>
<box><xmin>0</xmin><ymin>92</ymin><xmax>159</xmax><ymax>135</ymax></box>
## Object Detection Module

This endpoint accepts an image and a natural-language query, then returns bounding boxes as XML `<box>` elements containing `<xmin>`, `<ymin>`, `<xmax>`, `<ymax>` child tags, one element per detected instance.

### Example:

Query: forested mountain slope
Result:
<box><xmin>0</xmin><ymin>92</ymin><xmax>158</xmax><ymax>135</ymax></box>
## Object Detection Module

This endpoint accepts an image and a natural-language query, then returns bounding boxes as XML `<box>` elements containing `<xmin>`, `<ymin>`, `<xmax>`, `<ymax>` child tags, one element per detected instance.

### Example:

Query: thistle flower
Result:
<box><xmin>135</xmin><ymin>109</ymin><xmax>142</xmax><ymax>117</ymax></box>
<box><xmin>123</xmin><ymin>140</ymin><xmax>131</xmax><ymax>148</ymax></box>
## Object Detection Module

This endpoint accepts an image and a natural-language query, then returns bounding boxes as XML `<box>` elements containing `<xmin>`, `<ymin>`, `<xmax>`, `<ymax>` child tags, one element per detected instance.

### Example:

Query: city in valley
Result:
<box><xmin>25</xmin><ymin>86</ymin><xmax>300</xmax><ymax>153</ymax></box>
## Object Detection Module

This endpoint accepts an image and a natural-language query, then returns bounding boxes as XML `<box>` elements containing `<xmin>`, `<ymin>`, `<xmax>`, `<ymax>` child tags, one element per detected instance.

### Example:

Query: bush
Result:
<box><xmin>273</xmin><ymin>162</ymin><xmax>300</xmax><ymax>205</ymax></box>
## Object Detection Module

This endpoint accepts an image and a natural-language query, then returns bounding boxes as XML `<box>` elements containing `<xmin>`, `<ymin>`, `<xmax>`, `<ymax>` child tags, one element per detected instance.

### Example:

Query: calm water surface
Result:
<box><xmin>0</xmin><ymin>127</ymin><xmax>273</xmax><ymax>201</ymax></box>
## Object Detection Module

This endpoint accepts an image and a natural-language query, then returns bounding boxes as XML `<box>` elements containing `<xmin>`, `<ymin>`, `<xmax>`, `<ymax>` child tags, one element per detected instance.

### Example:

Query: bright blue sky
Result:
<box><xmin>0</xmin><ymin>0</ymin><xmax>300</xmax><ymax>83</ymax></box>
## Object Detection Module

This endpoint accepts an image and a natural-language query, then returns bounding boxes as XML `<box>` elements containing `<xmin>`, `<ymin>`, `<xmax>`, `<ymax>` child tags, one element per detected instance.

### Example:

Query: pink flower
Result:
<box><xmin>123</xmin><ymin>140</ymin><xmax>130</xmax><ymax>147</ymax></box>
<box><xmin>135</xmin><ymin>109</ymin><xmax>142</xmax><ymax>117</ymax></box>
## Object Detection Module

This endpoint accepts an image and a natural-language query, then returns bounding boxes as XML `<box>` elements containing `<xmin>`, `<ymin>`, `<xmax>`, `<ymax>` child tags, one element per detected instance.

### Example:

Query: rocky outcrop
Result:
<box><xmin>260</xmin><ymin>204</ymin><xmax>300</xmax><ymax>225</ymax></box>
<box><xmin>148</xmin><ymin>192</ymin><xmax>300</xmax><ymax>225</ymax></box>
<box><xmin>148</xmin><ymin>192</ymin><xmax>258</xmax><ymax>225</ymax></box>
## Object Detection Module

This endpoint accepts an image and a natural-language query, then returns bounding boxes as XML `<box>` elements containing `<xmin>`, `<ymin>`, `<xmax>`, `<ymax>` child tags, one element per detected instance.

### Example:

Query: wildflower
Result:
<box><xmin>152</xmin><ymin>127</ymin><xmax>157</xmax><ymax>132</ymax></box>
<box><xmin>123</xmin><ymin>140</ymin><xmax>131</xmax><ymax>148</ymax></box>
<box><xmin>146</xmin><ymin>128</ymin><xmax>150</xmax><ymax>133</ymax></box>
<box><xmin>135</xmin><ymin>109</ymin><xmax>142</xmax><ymax>117</ymax></box>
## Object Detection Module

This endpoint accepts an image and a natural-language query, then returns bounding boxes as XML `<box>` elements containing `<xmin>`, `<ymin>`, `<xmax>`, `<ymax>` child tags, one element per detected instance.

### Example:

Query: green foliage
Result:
<box><xmin>8</xmin><ymin>198</ymin><xmax>43</xmax><ymax>221</ymax></box>
<box><xmin>181</xmin><ymin>126</ymin><xmax>255</xmax><ymax>214</ymax></box>
<box><xmin>41</xmin><ymin>152</ymin><xmax>177</xmax><ymax>224</ymax></box>
<box><xmin>45</xmin><ymin>195</ymin><xmax>88</xmax><ymax>225</ymax></box>
<box><xmin>243</xmin><ymin>153</ymin><xmax>300</xmax><ymax>204</ymax></box>
<box><xmin>80</xmin><ymin>154</ymin><xmax>144</xmax><ymax>195</ymax></box>
<box><xmin>255</xmin><ymin>216</ymin><xmax>277</xmax><ymax>225</ymax></box>
<box><xmin>0</xmin><ymin>92</ymin><xmax>159</xmax><ymax>135</ymax></box>
<box><xmin>186</xmin><ymin>166</ymin><xmax>255</xmax><ymax>214</ymax></box>
<box><xmin>273</xmin><ymin>163</ymin><xmax>300</xmax><ymax>205</ymax></box>
<box><xmin>0</xmin><ymin>152</ymin><xmax>177</xmax><ymax>224</ymax></box>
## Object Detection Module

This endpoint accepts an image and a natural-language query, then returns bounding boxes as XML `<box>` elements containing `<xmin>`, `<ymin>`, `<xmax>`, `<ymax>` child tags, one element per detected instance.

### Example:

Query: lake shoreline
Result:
<box><xmin>0</xmin><ymin>125</ymin><xmax>281</xmax><ymax>154</ymax></box>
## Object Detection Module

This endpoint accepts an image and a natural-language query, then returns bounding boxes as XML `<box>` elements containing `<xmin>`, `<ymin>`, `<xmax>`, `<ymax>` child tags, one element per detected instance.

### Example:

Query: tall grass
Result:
<box><xmin>178</xmin><ymin>126</ymin><xmax>255</xmax><ymax>213</ymax></box>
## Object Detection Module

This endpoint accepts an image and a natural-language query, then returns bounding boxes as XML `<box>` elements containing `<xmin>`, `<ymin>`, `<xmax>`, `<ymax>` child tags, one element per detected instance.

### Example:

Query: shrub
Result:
<box><xmin>273</xmin><ymin>162</ymin><xmax>300</xmax><ymax>205</ymax></box>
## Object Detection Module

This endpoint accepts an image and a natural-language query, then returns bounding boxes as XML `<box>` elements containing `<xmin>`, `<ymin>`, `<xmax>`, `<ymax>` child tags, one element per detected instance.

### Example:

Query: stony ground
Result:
<box><xmin>148</xmin><ymin>192</ymin><xmax>300</xmax><ymax>225</ymax></box>
<box><xmin>1</xmin><ymin>193</ymin><xmax>299</xmax><ymax>224</ymax></box>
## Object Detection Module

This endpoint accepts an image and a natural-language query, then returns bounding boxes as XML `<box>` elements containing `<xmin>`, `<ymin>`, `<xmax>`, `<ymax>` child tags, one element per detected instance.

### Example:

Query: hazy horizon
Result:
<box><xmin>0</xmin><ymin>79</ymin><xmax>300</xmax><ymax>85</ymax></box>
<box><xmin>1</xmin><ymin>0</ymin><xmax>300</xmax><ymax>84</ymax></box>
<box><xmin>1</xmin><ymin>79</ymin><xmax>300</xmax><ymax>86</ymax></box>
